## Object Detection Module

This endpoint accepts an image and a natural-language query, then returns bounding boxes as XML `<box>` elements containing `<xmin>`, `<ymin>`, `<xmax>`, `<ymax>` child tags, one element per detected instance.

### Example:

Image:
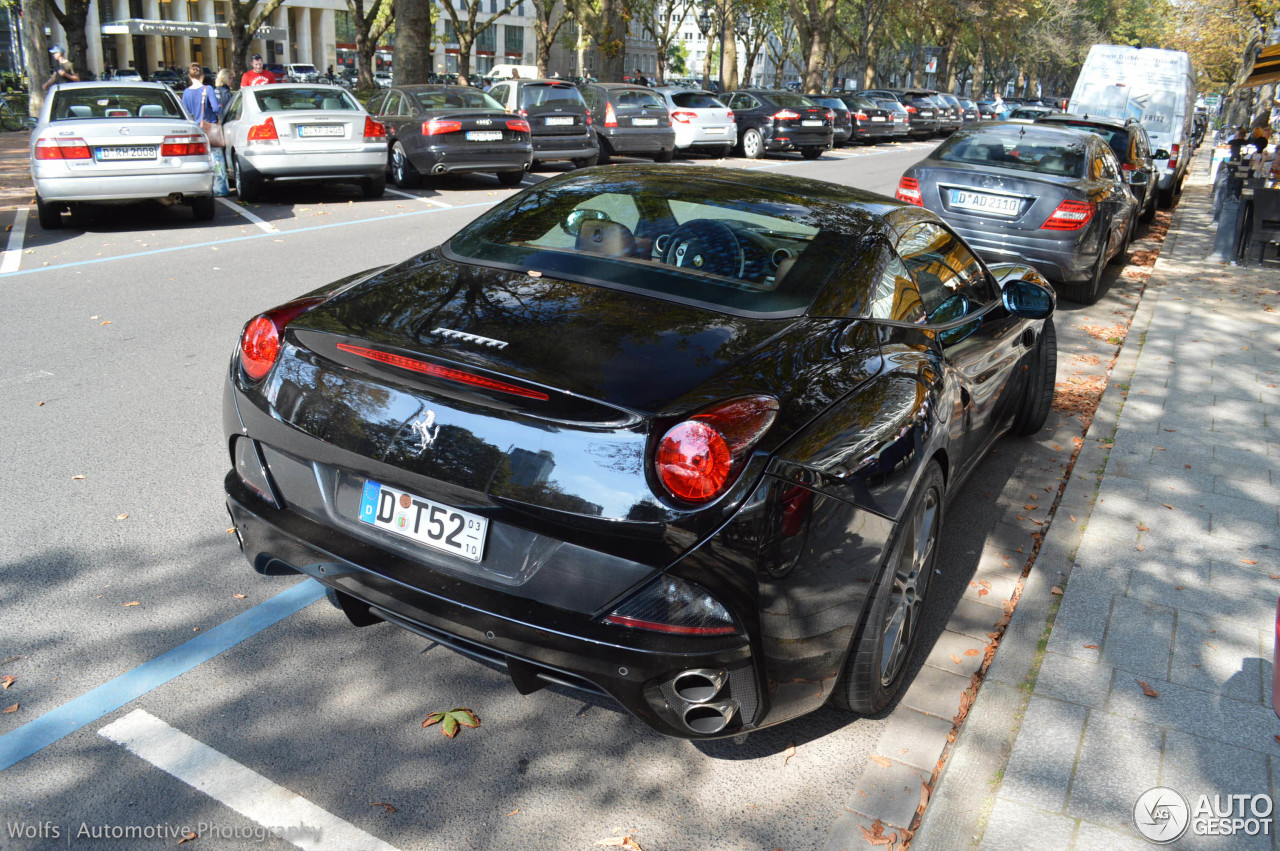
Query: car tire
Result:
<box><xmin>191</xmin><ymin>195</ymin><xmax>216</xmax><ymax>221</ymax></box>
<box><xmin>1059</xmin><ymin>247</ymin><xmax>1107</xmax><ymax>305</ymax></box>
<box><xmin>1158</xmin><ymin>183</ymin><xmax>1176</xmax><ymax>208</ymax></box>
<box><xmin>596</xmin><ymin>139</ymin><xmax>613</xmax><ymax>165</ymax></box>
<box><xmin>496</xmin><ymin>170</ymin><xmax>525</xmax><ymax>186</ymax></box>
<box><xmin>233</xmin><ymin>153</ymin><xmax>262</xmax><ymax>203</ymax></box>
<box><xmin>572</xmin><ymin>154</ymin><xmax>598</xmax><ymax>169</ymax></box>
<box><xmin>36</xmin><ymin>195</ymin><xmax>62</xmax><ymax>230</ymax></box>
<box><xmin>719</xmin><ymin>144</ymin><xmax>735</xmax><ymax>159</ymax></box>
<box><xmin>800</xmin><ymin>147</ymin><xmax>822</xmax><ymax>160</ymax></box>
<box><xmin>1010</xmin><ymin>316</ymin><xmax>1057</xmax><ymax>436</ymax></box>
<box><xmin>390</xmin><ymin>142</ymin><xmax>421</xmax><ymax>189</ymax></box>
<box><xmin>654</xmin><ymin>146</ymin><xmax>674</xmax><ymax>163</ymax></box>
<box><xmin>1139</xmin><ymin>189</ymin><xmax>1157</xmax><ymax>223</ymax></box>
<box><xmin>832</xmin><ymin>460</ymin><xmax>945</xmax><ymax>715</ymax></box>
<box><xmin>362</xmin><ymin>172</ymin><xmax>386</xmax><ymax>199</ymax></box>
<box><xmin>740</xmin><ymin>128</ymin><xmax>763</xmax><ymax>159</ymax></box>
<box><xmin>1111</xmin><ymin>215</ymin><xmax>1134</xmax><ymax>265</ymax></box>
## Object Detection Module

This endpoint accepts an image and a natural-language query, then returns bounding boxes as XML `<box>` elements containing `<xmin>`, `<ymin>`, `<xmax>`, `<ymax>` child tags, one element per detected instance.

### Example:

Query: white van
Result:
<box><xmin>1068</xmin><ymin>45</ymin><xmax>1195</xmax><ymax>208</ymax></box>
<box><xmin>483</xmin><ymin>64</ymin><xmax>540</xmax><ymax>83</ymax></box>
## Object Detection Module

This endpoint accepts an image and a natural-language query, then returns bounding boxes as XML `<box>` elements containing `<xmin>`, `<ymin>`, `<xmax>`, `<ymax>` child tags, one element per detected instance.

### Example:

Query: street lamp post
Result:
<box><xmin>695</xmin><ymin>9</ymin><xmax>712</xmax><ymax>91</ymax></box>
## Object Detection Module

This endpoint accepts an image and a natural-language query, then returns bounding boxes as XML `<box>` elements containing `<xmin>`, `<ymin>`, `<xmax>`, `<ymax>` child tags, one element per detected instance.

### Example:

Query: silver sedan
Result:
<box><xmin>221</xmin><ymin>84</ymin><xmax>387</xmax><ymax>202</ymax></box>
<box><xmin>650</xmin><ymin>87</ymin><xmax>736</xmax><ymax>157</ymax></box>
<box><xmin>30</xmin><ymin>81</ymin><xmax>214</xmax><ymax>229</ymax></box>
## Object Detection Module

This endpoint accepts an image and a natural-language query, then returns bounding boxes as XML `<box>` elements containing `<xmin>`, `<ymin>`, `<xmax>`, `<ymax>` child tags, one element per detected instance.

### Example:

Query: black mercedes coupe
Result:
<box><xmin>223</xmin><ymin>166</ymin><xmax>1057</xmax><ymax>738</ymax></box>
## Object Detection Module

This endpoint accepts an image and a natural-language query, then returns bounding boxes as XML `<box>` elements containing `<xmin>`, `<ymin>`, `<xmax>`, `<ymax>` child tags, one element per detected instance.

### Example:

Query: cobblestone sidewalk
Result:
<box><xmin>916</xmin><ymin>150</ymin><xmax>1280</xmax><ymax>849</ymax></box>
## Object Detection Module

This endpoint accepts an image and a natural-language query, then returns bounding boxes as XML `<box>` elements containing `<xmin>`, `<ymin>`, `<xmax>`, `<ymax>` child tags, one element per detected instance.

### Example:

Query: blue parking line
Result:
<box><xmin>0</xmin><ymin>200</ymin><xmax>498</xmax><ymax>280</ymax></box>
<box><xmin>0</xmin><ymin>579</ymin><xmax>326</xmax><ymax>772</ymax></box>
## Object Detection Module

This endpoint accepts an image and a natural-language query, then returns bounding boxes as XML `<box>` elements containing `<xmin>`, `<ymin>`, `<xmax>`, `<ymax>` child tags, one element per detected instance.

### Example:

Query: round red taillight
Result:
<box><xmin>657</xmin><ymin>420</ymin><xmax>733</xmax><ymax>502</ymax></box>
<box><xmin>240</xmin><ymin>315</ymin><xmax>280</xmax><ymax>381</ymax></box>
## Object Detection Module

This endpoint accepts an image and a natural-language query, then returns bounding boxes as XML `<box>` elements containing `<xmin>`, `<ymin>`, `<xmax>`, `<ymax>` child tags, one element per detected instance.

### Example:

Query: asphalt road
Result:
<box><xmin>0</xmin><ymin>139</ymin><xmax>1150</xmax><ymax>851</ymax></box>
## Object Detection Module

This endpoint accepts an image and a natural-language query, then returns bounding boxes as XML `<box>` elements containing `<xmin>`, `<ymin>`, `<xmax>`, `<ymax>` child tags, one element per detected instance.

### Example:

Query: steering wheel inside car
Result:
<box><xmin>659</xmin><ymin>219</ymin><xmax>746</xmax><ymax>278</ymax></box>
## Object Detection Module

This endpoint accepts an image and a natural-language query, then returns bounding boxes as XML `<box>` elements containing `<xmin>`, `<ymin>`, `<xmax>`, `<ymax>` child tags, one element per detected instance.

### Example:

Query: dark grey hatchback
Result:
<box><xmin>898</xmin><ymin>122</ymin><xmax>1138</xmax><ymax>304</ymax></box>
<box><xmin>580</xmin><ymin>83</ymin><xmax>676</xmax><ymax>163</ymax></box>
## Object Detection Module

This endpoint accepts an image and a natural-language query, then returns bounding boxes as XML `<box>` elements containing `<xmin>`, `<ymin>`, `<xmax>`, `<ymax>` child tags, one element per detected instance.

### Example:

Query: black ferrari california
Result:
<box><xmin>223</xmin><ymin>166</ymin><xmax>1057</xmax><ymax>738</ymax></box>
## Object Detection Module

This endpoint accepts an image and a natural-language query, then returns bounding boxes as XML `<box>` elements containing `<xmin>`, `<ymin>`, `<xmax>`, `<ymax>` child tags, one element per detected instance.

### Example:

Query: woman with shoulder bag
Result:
<box><xmin>180</xmin><ymin>63</ymin><xmax>230</xmax><ymax>197</ymax></box>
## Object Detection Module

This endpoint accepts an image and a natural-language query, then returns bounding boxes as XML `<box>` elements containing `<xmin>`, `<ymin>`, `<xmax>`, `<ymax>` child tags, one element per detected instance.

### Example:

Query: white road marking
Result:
<box><xmin>385</xmin><ymin>187</ymin><xmax>451</xmax><ymax>208</ymax></box>
<box><xmin>217</xmin><ymin>197</ymin><xmax>278</xmax><ymax>233</ymax></box>
<box><xmin>100</xmin><ymin>709</ymin><xmax>400</xmax><ymax>851</ymax></box>
<box><xmin>1</xmin><ymin>208</ymin><xmax>28</xmax><ymax>273</ymax></box>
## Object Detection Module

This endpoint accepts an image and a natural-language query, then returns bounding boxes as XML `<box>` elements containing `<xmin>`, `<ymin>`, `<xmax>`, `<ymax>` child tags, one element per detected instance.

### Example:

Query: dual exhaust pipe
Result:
<box><xmin>671</xmin><ymin>669</ymin><xmax>739</xmax><ymax>735</ymax></box>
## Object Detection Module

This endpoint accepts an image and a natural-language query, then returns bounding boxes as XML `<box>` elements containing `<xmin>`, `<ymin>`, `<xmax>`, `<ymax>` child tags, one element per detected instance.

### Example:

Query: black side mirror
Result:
<box><xmin>1128</xmin><ymin>170</ymin><xmax>1150</xmax><ymax>186</ymax></box>
<box><xmin>1153</xmin><ymin>149</ymin><xmax>1170</xmax><ymax>160</ymax></box>
<box><xmin>1002</xmin><ymin>279</ymin><xmax>1054</xmax><ymax>319</ymax></box>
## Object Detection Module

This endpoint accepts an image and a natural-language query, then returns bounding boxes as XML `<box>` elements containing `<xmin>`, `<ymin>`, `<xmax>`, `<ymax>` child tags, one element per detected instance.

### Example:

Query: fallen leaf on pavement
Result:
<box><xmin>1138</xmin><ymin>680</ymin><xmax>1159</xmax><ymax>698</ymax></box>
<box><xmin>233</xmin><ymin>593</ymin><xmax>247</xmax><ymax>599</ymax></box>
<box><xmin>506</xmin><ymin>809</ymin><xmax>519</xmax><ymax>817</ymax></box>
<box><xmin>1024</xmin><ymin>504</ymin><xmax>1036</xmax><ymax>510</ymax></box>
<box><xmin>593</xmin><ymin>834</ymin><xmax>643</xmax><ymax>850</ymax></box>
<box><xmin>72</xmin><ymin>475</ymin><xmax>86</xmax><ymax>480</ymax></box>
<box><xmin>1137</xmin><ymin>523</ymin><xmax>1149</xmax><ymax>532</ymax></box>
<box><xmin>1242</xmin><ymin>559</ymin><xmax>1259</xmax><ymax>565</ymax></box>
<box><xmin>370</xmin><ymin>802</ymin><xmax>396</xmax><ymax>813</ymax></box>
<box><xmin>783</xmin><ymin>741</ymin><xmax>797</xmax><ymax>766</ymax></box>
<box><xmin>422</xmin><ymin>707</ymin><xmax>480</xmax><ymax>738</ymax></box>
<box><xmin>859</xmin><ymin>820</ymin><xmax>896</xmax><ymax>847</ymax></box>
<box><xmin>116</xmin><ymin>513</ymin><xmax>129</xmax><ymax>520</ymax></box>
<box><xmin>1162</xmin><ymin>504</ymin><xmax>1174</xmax><ymax>510</ymax></box>
<box><xmin>964</xmin><ymin>648</ymin><xmax>980</xmax><ymax>656</ymax></box>
<box><xmin>1051</xmin><ymin>586</ymin><xmax>1064</xmax><ymax>595</ymax></box>
<box><xmin>919</xmin><ymin>782</ymin><xmax>931</xmax><ymax>812</ymax></box>
<box><xmin>0</xmin><ymin>675</ymin><xmax>14</xmax><ymax>690</ymax></box>
<box><xmin>1083</xmin><ymin>644</ymin><xmax>1099</xmax><ymax>649</ymax></box>
<box><xmin>869</xmin><ymin>754</ymin><xmax>892</xmax><ymax>768</ymax></box>
<box><xmin>950</xmin><ymin>654</ymin><xmax>962</xmax><ymax>665</ymax></box>
<box><xmin>2</xmin><ymin>703</ymin><xmax>17</xmax><ymax>714</ymax></box>
<box><xmin>122</xmin><ymin>601</ymin><xmax>140</xmax><ymax>607</ymax></box>
<box><xmin>177</xmin><ymin>833</ymin><xmax>198</xmax><ymax>845</ymax></box>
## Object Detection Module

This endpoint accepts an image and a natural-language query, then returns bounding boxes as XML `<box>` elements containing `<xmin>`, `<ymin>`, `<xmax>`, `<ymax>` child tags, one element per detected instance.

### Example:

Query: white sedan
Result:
<box><xmin>30</xmin><ymin>81</ymin><xmax>214</xmax><ymax>229</ymax></box>
<box><xmin>220</xmin><ymin>83</ymin><xmax>387</xmax><ymax>202</ymax></box>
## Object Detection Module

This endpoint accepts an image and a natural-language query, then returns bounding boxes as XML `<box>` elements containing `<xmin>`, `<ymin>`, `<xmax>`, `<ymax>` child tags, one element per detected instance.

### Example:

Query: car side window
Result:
<box><xmin>896</xmin><ymin>222</ymin><xmax>994</xmax><ymax>322</ymax></box>
<box><xmin>868</xmin><ymin>248</ymin><xmax>924</xmax><ymax>323</ymax></box>
<box><xmin>583</xmin><ymin>87</ymin><xmax>603</xmax><ymax>111</ymax></box>
<box><xmin>489</xmin><ymin>84</ymin><xmax>509</xmax><ymax>106</ymax></box>
<box><xmin>224</xmin><ymin>93</ymin><xmax>241</xmax><ymax>122</ymax></box>
<box><xmin>366</xmin><ymin>91</ymin><xmax>386</xmax><ymax>115</ymax></box>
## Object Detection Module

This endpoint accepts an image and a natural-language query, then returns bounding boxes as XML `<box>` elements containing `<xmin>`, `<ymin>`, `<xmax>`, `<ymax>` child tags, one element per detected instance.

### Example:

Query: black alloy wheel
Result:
<box><xmin>833</xmin><ymin>461</ymin><xmax>945</xmax><ymax>714</ymax></box>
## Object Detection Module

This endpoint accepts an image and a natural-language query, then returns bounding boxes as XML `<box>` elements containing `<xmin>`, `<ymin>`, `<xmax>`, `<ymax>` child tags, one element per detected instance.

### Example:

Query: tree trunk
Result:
<box><xmin>394</xmin><ymin>0</ymin><xmax>431</xmax><ymax>84</ymax></box>
<box><xmin>22</xmin><ymin>0</ymin><xmax>48</xmax><ymax>117</ymax></box>
<box><xmin>597</xmin><ymin>0</ymin><xmax>625</xmax><ymax>81</ymax></box>
<box><xmin>230</xmin><ymin>0</ymin><xmax>288</xmax><ymax>79</ymax></box>
<box><xmin>725</xmin><ymin>27</ymin><xmax>738</xmax><ymax>89</ymax></box>
<box><xmin>48</xmin><ymin>0</ymin><xmax>91</xmax><ymax>80</ymax></box>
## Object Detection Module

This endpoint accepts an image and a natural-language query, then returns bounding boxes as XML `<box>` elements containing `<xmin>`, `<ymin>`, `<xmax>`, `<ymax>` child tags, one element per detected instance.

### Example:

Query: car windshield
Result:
<box><xmin>291</xmin><ymin>65</ymin><xmax>317</xmax><ymax>74</ymax></box>
<box><xmin>50</xmin><ymin>87</ymin><xmax>183</xmax><ymax>120</ymax></box>
<box><xmin>412</xmin><ymin>88</ymin><xmax>504</xmax><ymax>110</ymax></box>
<box><xmin>933</xmin><ymin>126</ymin><xmax>1087</xmax><ymax>177</ymax></box>
<box><xmin>845</xmin><ymin>96</ymin><xmax>878</xmax><ymax>110</ymax></box>
<box><xmin>811</xmin><ymin>97</ymin><xmax>844</xmax><ymax>110</ymax></box>
<box><xmin>253</xmin><ymin>88</ymin><xmax>359</xmax><ymax>111</ymax></box>
<box><xmin>448</xmin><ymin>172</ymin><xmax>874</xmax><ymax>316</ymax></box>
<box><xmin>877</xmin><ymin>100</ymin><xmax>905</xmax><ymax>113</ymax></box>
<box><xmin>519</xmin><ymin>84</ymin><xmax>583</xmax><ymax>109</ymax></box>
<box><xmin>671</xmin><ymin>91</ymin><xmax>724</xmax><ymax>109</ymax></box>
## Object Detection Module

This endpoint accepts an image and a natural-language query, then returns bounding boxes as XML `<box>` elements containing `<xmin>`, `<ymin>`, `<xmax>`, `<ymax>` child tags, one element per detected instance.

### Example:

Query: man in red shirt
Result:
<box><xmin>239</xmin><ymin>54</ymin><xmax>276</xmax><ymax>88</ymax></box>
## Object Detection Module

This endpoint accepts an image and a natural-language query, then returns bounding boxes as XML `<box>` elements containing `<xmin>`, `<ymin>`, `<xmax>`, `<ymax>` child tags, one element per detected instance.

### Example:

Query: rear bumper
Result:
<box><xmin>225</xmin><ymin>476</ymin><xmax>758</xmax><ymax>739</ymax></box>
<box><xmin>945</xmin><ymin>219</ymin><xmax>1099</xmax><ymax>283</ymax></box>
<box><xmin>598</xmin><ymin>127</ymin><xmax>675</xmax><ymax>154</ymax></box>
<box><xmin>673</xmin><ymin>125</ymin><xmax>734</xmax><ymax>149</ymax></box>
<box><xmin>239</xmin><ymin>147</ymin><xmax>385</xmax><ymax>180</ymax></box>
<box><xmin>531</xmin><ymin>135</ymin><xmax>596</xmax><ymax>162</ymax></box>
<box><xmin>34</xmin><ymin>168</ymin><xmax>213</xmax><ymax>202</ymax></box>
<box><xmin>762</xmin><ymin>127</ymin><xmax>832</xmax><ymax>151</ymax></box>
<box><xmin>853</xmin><ymin>122</ymin><xmax>895</xmax><ymax>140</ymax></box>
<box><xmin>409</xmin><ymin>144</ymin><xmax>533</xmax><ymax>175</ymax></box>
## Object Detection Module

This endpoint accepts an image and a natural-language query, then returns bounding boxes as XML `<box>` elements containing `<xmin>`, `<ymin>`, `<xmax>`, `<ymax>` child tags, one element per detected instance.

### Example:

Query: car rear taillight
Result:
<box><xmin>603</xmin><ymin>575</ymin><xmax>737</xmax><ymax>636</ymax></box>
<box><xmin>726</xmin><ymin>109</ymin><xmax>734</xmax><ymax>120</ymax></box>
<box><xmin>895</xmin><ymin>176</ymin><xmax>923</xmax><ymax>206</ymax></box>
<box><xmin>671</xmin><ymin>110</ymin><xmax>697</xmax><ymax>123</ymax></box>
<box><xmin>605</xmin><ymin>102</ymin><xmax>618</xmax><ymax>127</ymax></box>
<box><xmin>825</xmin><ymin>110</ymin><xmax>835</xmax><ymax>121</ymax></box>
<box><xmin>654</xmin><ymin>395</ymin><xmax>778</xmax><ymax>504</ymax></box>
<box><xmin>773</xmin><ymin>109</ymin><xmax>800</xmax><ymax>121</ymax></box>
<box><xmin>518</xmin><ymin>108</ymin><xmax>528</xmax><ymax>118</ymax></box>
<box><xmin>363</xmin><ymin>115</ymin><xmax>386</xmax><ymax>141</ymax></box>
<box><xmin>423</xmin><ymin>118</ymin><xmax>462</xmax><ymax>136</ymax></box>
<box><xmin>238</xmin><ymin>296</ymin><xmax>327</xmax><ymax>381</ymax></box>
<box><xmin>584</xmin><ymin>110</ymin><xmax>592</xmax><ymax>125</ymax></box>
<box><xmin>34</xmin><ymin>137</ymin><xmax>92</xmax><ymax>160</ymax></box>
<box><xmin>247</xmin><ymin>116</ymin><xmax>278</xmax><ymax>143</ymax></box>
<box><xmin>160</xmin><ymin>134</ymin><xmax>208</xmax><ymax>157</ymax></box>
<box><xmin>1121</xmin><ymin>162</ymin><xmax>1134</xmax><ymax>171</ymax></box>
<box><xmin>506</xmin><ymin>119</ymin><xmax>530</xmax><ymax>133</ymax></box>
<box><xmin>1168</xmin><ymin>143</ymin><xmax>1179</xmax><ymax>169</ymax></box>
<box><xmin>1042</xmin><ymin>199</ymin><xmax>1095</xmax><ymax>230</ymax></box>
<box><xmin>855</xmin><ymin>111</ymin><xmax>869</xmax><ymax>121</ymax></box>
<box><xmin>906</xmin><ymin>105</ymin><xmax>918</xmax><ymax>114</ymax></box>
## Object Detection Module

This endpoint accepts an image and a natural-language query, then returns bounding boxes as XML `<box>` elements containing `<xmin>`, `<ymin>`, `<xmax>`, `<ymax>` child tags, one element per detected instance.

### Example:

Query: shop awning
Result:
<box><xmin>100</xmin><ymin>19</ymin><xmax>283</xmax><ymax>40</ymax></box>
<box><xmin>1241</xmin><ymin>42</ymin><xmax>1280</xmax><ymax>88</ymax></box>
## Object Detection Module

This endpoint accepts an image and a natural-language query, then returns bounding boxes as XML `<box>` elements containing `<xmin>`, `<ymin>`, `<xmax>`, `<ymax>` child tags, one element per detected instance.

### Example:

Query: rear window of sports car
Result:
<box><xmin>447</xmin><ymin>175</ymin><xmax>869</xmax><ymax>315</ymax></box>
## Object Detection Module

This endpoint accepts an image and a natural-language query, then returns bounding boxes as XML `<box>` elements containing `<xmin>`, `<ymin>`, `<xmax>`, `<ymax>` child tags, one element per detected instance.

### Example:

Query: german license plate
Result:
<box><xmin>298</xmin><ymin>125</ymin><xmax>345</xmax><ymax>137</ymax></box>
<box><xmin>703</xmin><ymin>127</ymin><xmax>725</xmax><ymax>135</ymax></box>
<box><xmin>545</xmin><ymin>116</ymin><xmax>573</xmax><ymax>126</ymax></box>
<box><xmin>950</xmin><ymin>189</ymin><xmax>1021</xmax><ymax>216</ymax></box>
<box><xmin>632</xmin><ymin>117</ymin><xmax>658</xmax><ymax>126</ymax></box>
<box><xmin>97</xmin><ymin>146</ymin><xmax>156</xmax><ymax>160</ymax></box>
<box><xmin>802</xmin><ymin>119</ymin><xmax>823</xmax><ymax>126</ymax></box>
<box><xmin>871</xmin><ymin>116</ymin><xmax>886</xmax><ymax>122</ymax></box>
<box><xmin>466</xmin><ymin>130</ymin><xmax>503</xmax><ymax>141</ymax></box>
<box><xmin>359</xmin><ymin>479</ymin><xmax>487</xmax><ymax>562</ymax></box>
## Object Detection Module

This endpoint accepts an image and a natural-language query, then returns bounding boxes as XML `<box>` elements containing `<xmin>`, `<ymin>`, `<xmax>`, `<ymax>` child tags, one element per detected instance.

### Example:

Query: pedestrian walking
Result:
<box><xmin>240</xmin><ymin>54</ymin><xmax>276</xmax><ymax>88</ymax></box>
<box><xmin>181</xmin><ymin>63</ymin><xmax>219</xmax><ymax>124</ymax></box>
<box><xmin>42</xmin><ymin>46</ymin><xmax>79</xmax><ymax>91</ymax></box>
<box><xmin>214</xmin><ymin>69</ymin><xmax>234</xmax><ymax>114</ymax></box>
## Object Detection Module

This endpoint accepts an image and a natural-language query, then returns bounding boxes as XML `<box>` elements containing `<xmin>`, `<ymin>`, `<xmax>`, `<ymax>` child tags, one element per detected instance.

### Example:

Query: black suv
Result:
<box><xmin>856</xmin><ymin>89</ymin><xmax>941</xmax><ymax>138</ymax></box>
<box><xmin>486</xmin><ymin>79</ymin><xmax>598</xmax><ymax>168</ymax></box>
<box><xmin>580</xmin><ymin>83</ymin><xmax>676</xmax><ymax>163</ymax></box>
<box><xmin>722</xmin><ymin>90</ymin><xmax>833</xmax><ymax>159</ymax></box>
<box><xmin>1036</xmin><ymin>113</ymin><xmax>1158</xmax><ymax>222</ymax></box>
